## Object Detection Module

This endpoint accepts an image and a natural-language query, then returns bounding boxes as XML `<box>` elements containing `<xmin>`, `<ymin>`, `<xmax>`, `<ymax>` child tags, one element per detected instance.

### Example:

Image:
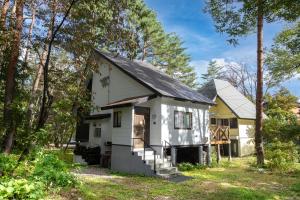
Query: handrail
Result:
<box><xmin>131</xmin><ymin>137</ymin><xmax>157</xmax><ymax>173</ymax></box>
<box><xmin>163</xmin><ymin>140</ymin><xmax>173</xmax><ymax>167</ymax></box>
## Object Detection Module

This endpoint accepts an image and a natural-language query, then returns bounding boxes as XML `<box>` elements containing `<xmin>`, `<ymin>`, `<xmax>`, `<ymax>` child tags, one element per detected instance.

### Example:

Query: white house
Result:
<box><xmin>74</xmin><ymin>50</ymin><xmax>215</xmax><ymax>177</ymax></box>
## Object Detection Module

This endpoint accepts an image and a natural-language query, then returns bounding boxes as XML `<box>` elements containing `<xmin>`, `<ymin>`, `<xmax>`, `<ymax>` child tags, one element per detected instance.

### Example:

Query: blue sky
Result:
<box><xmin>145</xmin><ymin>0</ymin><xmax>299</xmax><ymax>97</ymax></box>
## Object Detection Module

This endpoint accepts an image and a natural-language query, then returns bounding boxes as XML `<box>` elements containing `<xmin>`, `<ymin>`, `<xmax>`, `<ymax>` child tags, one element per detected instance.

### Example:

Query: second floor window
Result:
<box><xmin>113</xmin><ymin>111</ymin><xmax>122</xmax><ymax>127</ymax></box>
<box><xmin>174</xmin><ymin>111</ymin><xmax>192</xmax><ymax>129</ymax></box>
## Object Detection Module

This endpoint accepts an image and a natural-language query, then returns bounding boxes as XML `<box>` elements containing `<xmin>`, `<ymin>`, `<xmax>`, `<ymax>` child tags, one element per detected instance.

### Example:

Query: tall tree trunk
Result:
<box><xmin>3</xmin><ymin>0</ymin><xmax>24</xmax><ymax>154</ymax></box>
<box><xmin>255</xmin><ymin>0</ymin><xmax>264</xmax><ymax>166</ymax></box>
<box><xmin>0</xmin><ymin>0</ymin><xmax>9</xmax><ymax>30</ymax></box>
<box><xmin>23</xmin><ymin>2</ymin><xmax>36</xmax><ymax>66</ymax></box>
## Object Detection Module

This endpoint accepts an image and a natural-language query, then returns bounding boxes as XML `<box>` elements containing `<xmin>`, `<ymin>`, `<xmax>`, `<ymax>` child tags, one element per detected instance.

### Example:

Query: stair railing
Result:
<box><xmin>163</xmin><ymin>140</ymin><xmax>173</xmax><ymax>167</ymax></box>
<box><xmin>132</xmin><ymin>137</ymin><xmax>157</xmax><ymax>173</ymax></box>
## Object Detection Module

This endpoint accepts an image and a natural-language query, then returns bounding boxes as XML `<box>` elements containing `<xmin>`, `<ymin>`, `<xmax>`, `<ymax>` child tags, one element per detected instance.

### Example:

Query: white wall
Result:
<box><xmin>87</xmin><ymin>118</ymin><xmax>112</xmax><ymax>153</ymax></box>
<box><xmin>91</xmin><ymin>57</ymin><xmax>153</xmax><ymax>115</ymax></box>
<box><xmin>238</xmin><ymin>119</ymin><xmax>255</xmax><ymax>156</ymax></box>
<box><xmin>160</xmin><ymin>97</ymin><xmax>210</xmax><ymax>146</ymax></box>
<box><xmin>111</xmin><ymin>107</ymin><xmax>133</xmax><ymax>146</ymax></box>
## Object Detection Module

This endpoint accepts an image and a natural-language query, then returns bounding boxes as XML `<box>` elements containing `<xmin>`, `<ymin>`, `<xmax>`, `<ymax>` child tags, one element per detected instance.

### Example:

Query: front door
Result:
<box><xmin>133</xmin><ymin>107</ymin><xmax>150</xmax><ymax>149</ymax></box>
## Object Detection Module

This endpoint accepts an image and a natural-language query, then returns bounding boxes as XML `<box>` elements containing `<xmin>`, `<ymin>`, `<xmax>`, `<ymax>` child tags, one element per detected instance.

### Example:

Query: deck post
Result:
<box><xmin>198</xmin><ymin>146</ymin><xmax>203</xmax><ymax>164</ymax></box>
<box><xmin>217</xmin><ymin>144</ymin><xmax>221</xmax><ymax>164</ymax></box>
<box><xmin>171</xmin><ymin>147</ymin><xmax>177</xmax><ymax>166</ymax></box>
<box><xmin>228</xmin><ymin>141</ymin><xmax>232</xmax><ymax>161</ymax></box>
<box><xmin>207</xmin><ymin>144</ymin><xmax>211</xmax><ymax>166</ymax></box>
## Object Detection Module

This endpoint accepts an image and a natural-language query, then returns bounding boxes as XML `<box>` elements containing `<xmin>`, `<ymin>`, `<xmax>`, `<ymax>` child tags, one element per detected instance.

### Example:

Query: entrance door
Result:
<box><xmin>133</xmin><ymin>107</ymin><xmax>150</xmax><ymax>149</ymax></box>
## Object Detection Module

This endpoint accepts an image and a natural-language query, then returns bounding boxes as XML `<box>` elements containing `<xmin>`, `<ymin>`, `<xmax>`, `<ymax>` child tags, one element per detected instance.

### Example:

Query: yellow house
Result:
<box><xmin>199</xmin><ymin>79</ymin><xmax>256</xmax><ymax>157</ymax></box>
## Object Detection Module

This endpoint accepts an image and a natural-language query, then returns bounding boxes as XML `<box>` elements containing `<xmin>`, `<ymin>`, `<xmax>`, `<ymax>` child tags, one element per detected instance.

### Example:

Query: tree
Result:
<box><xmin>205</xmin><ymin>0</ymin><xmax>300</xmax><ymax>166</ymax></box>
<box><xmin>266</xmin><ymin>22</ymin><xmax>300</xmax><ymax>81</ymax></box>
<box><xmin>2</xmin><ymin>0</ymin><xmax>24</xmax><ymax>154</ymax></box>
<box><xmin>201</xmin><ymin>60</ymin><xmax>222</xmax><ymax>82</ymax></box>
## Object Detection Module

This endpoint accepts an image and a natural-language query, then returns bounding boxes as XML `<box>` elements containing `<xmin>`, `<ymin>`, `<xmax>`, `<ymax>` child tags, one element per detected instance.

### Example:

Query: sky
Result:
<box><xmin>144</xmin><ymin>0</ymin><xmax>299</xmax><ymax>97</ymax></box>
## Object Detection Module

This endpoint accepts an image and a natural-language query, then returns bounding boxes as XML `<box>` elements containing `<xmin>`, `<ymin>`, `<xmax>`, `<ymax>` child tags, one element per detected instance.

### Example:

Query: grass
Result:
<box><xmin>55</xmin><ymin>157</ymin><xmax>300</xmax><ymax>200</ymax></box>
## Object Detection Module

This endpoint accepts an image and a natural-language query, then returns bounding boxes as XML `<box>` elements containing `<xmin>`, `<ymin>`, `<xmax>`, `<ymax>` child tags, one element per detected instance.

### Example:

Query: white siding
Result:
<box><xmin>111</xmin><ymin>107</ymin><xmax>133</xmax><ymax>145</ymax></box>
<box><xmin>238</xmin><ymin>119</ymin><xmax>255</xmax><ymax>156</ymax></box>
<box><xmin>160</xmin><ymin>97</ymin><xmax>210</xmax><ymax>146</ymax></box>
<box><xmin>91</xmin><ymin>57</ymin><xmax>153</xmax><ymax>115</ymax></box>
<box><xmin>87</xmin><ymin>118</ymin><xmax>112</xmax><ymax>152</ymax></box>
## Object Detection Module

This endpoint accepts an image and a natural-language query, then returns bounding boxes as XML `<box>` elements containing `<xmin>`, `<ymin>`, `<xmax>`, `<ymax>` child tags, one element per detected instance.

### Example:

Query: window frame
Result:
<box><xmin>113</xmin><ymin>111</ymin><xmax>122</xmax><ymax>128</ymax></box>
<box><xmin>174</xmin><ymin>111</ymin><xmax>192</xmax><ymax>130</ymax></box>
<box><xmin>210</xmin><ymin>118</ymin><xmax>216</xmax><ymax>125</ymax></box>
<box><xmin>94</xmin><ymin>127</ymin><xmax>101</xmax><ymax>137</ymax></box>
<box><xmin>229</xmin><ymin>118</ymin><xmax>238</xmax><ymax>129</ymax></box>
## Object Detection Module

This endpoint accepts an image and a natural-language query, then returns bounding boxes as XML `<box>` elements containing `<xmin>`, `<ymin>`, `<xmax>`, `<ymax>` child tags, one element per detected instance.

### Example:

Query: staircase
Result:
<box><xmin>135</xmin><ymin>149</ymin><xmax>181</xmax><ymax>178</ymax></box>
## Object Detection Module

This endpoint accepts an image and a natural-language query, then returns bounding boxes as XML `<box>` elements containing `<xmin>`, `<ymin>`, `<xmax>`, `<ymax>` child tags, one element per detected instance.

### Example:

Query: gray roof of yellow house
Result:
<box><xmin>94</xmin><ymin>50</ymin><xmax>215</xmax><ymax>105</ymax></box>
<box><xmin>198</xmin><ymin>79</ymin><xmax>257</xmax><ymax>119</ymax></box>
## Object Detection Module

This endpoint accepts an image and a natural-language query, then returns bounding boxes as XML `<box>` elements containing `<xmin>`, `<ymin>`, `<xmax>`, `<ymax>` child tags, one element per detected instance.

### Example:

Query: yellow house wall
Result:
<box><xmin>209</xmin><ymin>97</ymin><xmax>238</xmax><ymax>136</ymax></box>
<box><xmin>209</xmin><ymin>97</ymin><xmax>255</xmax><ymax>156</ymax></box>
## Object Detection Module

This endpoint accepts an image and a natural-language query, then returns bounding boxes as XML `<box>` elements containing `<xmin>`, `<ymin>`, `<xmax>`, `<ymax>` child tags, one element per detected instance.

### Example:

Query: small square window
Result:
<box><xmin>211</xmin><ymin>118</ymin><xmax>216</xmax><ymax>125</ymax></box>
<box><xmin>113</xmin><ymin>111</ymin><xmax>122</xmax><ymax>127</ymax></box>
<box><xmin>174</xmin><ymin>111</ymin><xmax>192</xmax><ymax>129</ymax></box>
<box><xmin>94</xmin><ymin>128</ymin><xmax>101</xmax><ymax>137</ymax></box>
<box><xmin>229</xmin><ymin>118</ymin><xmax>238</xmax><ymax>129</ymax></box>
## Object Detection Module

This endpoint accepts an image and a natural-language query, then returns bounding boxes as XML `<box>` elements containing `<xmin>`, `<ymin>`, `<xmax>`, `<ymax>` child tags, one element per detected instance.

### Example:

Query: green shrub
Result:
<box><xmin>178</xmin><ymin>162</ymin><xmax>195</xmax><ymax>171</ymax></box>
<box><xmin>265</xmin><ymin>139</ymin><xmax>299</xmax><ymax>172</ymax></box>
<box><xmin>0</xmin><ymin>154</ymin><xmax>17</xmax><ymax>176</ymax></box>
<box><xmin>0</xmin><ymin>178</ymin><xmax>44</xmax><ymax>200</ymax></box>
<box><xmin>177</xmin><ymin>162</ymin><xmax>207</xmax><ymax>171</ymax></box>
<box><xmin>32</xmin><ymin>152</ymin><xmax>77</xmax><ymax>187</ymax></box>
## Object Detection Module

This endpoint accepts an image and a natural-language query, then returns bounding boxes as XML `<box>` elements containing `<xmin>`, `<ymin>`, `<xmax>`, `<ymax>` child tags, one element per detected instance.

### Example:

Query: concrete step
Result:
<box><xmin>157</xmin><ymin>171</ymin><xmax>182</xmax><ymax>179</ymax></box>
<box><xmin>157</xmin><ymin>167</ymin><xmax>178</xmax><ymax>175</ymax></box>
<box><xmin>143</xmin><ymin>154</ymin><xmax>161</xmax><ymax>160</ymax></box>
<box><xmin>137</xmin><ymin>150</ymin><xmax>155</xmax><ymax>156</ymax></box>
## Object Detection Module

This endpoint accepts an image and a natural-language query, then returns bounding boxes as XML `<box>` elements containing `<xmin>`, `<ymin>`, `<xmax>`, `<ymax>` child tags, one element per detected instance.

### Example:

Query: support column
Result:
<box><xmin>217</xmin><ymin>144</ymin><xmax>221</xmax><ymax>164</ymax></box>
<box><xmin>228</xmin><ymin>141</ymin><xmax>232</xmax><ymax>161</ymax></box>
<box><xmin>207</xmin><ymin>144</ymin><xmax>211</xmax><ymax>166</ymax></box>
<box><xmin>198</xmin><ymin>146</ymin><xmax>203</xmax><ymax>164</ymax></box>
<box><xmin>171</xmin><ymin>147</ymin><xmax>177</xmax><ymax>166</ymax></box>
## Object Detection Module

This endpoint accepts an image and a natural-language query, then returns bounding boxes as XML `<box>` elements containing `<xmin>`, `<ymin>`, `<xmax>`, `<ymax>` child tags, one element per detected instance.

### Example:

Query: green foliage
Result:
<box><xmin>32</xmin><ymin>152</ymin><xmax>77</xmax><ymax>187</ymax></box>
<box><xmin>0</xmin><ymin>154</ymin><xmax>17</xmax><ymax>176</ymax></box>
<box><xmin>0</xmin><ymin>150</ymin><xmax>77</xmax><ymax>200</ymax></box>
<box><xmin>201</xmin><ymin>60</ymin><xmax>222</xmax><ymax>83</ymax></box>
<box><xmin>265</xmin><ymin>140</ymin><xmax>299</xmax><ymax>172</ymax></box>
<box><xmin>263</xmin><ymin>88</ymin><xmax>300</xmax><ymax>142</ymax></box>
<box><xmin>266</xmin><ymin>22</ymin><xmax>300</xmax><ymax>81</ymax></box>
<box><xmin>0</xmin><ymin>179</ymin><xmax>45</xmax><ymax>200</ymax></box>
<box><xmin>177</xmin><ymin>162</ymin><xmax>207</xmax><ymax>171</ymax></box>
<box><xmin>205</xmin><ymin>0</ymin><xmax>300</xmax><ymax>45</ymax></box>
<box><xmin>265</xmin><ymin>88</ymin><xmax>298</xmax><ymax>113</ymax></box>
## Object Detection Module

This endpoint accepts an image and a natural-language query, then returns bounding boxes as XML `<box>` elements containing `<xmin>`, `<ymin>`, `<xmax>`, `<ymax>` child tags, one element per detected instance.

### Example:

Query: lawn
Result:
<box><xmin>54</xmin><ymin>157</ymin><xmax>300</xmax><ymax>200</ymax></box>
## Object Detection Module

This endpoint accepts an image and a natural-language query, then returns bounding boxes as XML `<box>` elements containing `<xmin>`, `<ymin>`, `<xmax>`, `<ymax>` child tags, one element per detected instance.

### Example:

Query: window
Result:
<box><xmin>113</xmin><ymin>111</ymin><xmax>122</xmax><ymax>127</ymax></box>
<box><xmin>217</xmin><ymin>118</ymin><xmax>229</xmax><ymax>126</ymax></box>
<box><xmin>94</xmin><ymin>128</ymin><xmax>101</xmax><ymax>137</ymax></box>
<box><xmin>210</xmin><ymin>118</ymin><xmax>216</xmax><ymax>125</ymax></box>
<box><xmin>229</xmin><ymin>118</ymin><xmax>238</xmax><ymax>129</ymax></box>
<box><xmin>174</xmin><ymin>111</ymin><xmax>192</xmax><ymax>129</ymax></box>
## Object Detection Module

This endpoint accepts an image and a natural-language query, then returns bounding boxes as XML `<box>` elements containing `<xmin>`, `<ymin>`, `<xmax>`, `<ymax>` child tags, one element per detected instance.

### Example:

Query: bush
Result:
<box><xmin>0</xmin><ymin>154</ymin><xmax>17</xmax><ymax>176</ymax></box>
<box><xmin>265</xmin><ymin>140</ymin><xmax>299</xmax><ymax>172</ymax></box>
<box><xmin>178</xmin><ymin>162</ymin><xmax>207</xmax><ymax>171</ymax></box>
<box><xmin>0</xmin><ymin>178</ymin><xmax>44</xmax><ymax>200</ymax></box>
<box><xmin>32</xmin><ymin>152</ymin><xmax>77</xmax><ymax>187</ymax></box>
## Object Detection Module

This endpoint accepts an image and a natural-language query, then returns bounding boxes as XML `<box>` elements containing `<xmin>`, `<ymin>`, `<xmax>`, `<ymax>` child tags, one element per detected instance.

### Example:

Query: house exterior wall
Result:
<box><xmin>238</xmin><ymin>119</ymin><xmax>255</xmax><ymax>156</ymax></box>
<box><xmin>111</xmin><ymin>107</ymin><xmax>134</xmax><ymax>146</ymax></box>
<box><xmin>161</xmin><ymin>97</ymin><xmax>210</xmax><ymax>146</ymax></box>
<box><xmin>91</xmin><ymin>56</ymin><xmax>153</xmax><ymax>115</ymax></box>
<box><xmin>210</xmin><ymin>97</ymin><xmax>239</xmax><ymax>136</ymax></box>
<box><xmin>209</xmin><ymin>97</ymin><xmax>255</xmax><ymax>156</ymax></box>
<box><xmin>86</xmin><ymin>118</ymin><xmax>112</xmax><ymax>152</ymax></box>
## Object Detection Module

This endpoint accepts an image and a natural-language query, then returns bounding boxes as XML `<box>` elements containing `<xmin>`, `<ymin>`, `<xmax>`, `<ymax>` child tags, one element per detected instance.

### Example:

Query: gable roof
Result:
<box><xmin>94</xmin><ymin>50</ymin><xmax>215</xmax><ymax>105</ymax></box>
<box><xmin>198</xmin><ymin>79</ymin><xmax>257</xmax><ymax>119</ymax></box>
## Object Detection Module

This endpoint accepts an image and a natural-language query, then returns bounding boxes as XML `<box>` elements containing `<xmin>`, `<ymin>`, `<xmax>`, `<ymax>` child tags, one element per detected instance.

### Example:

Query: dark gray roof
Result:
<box><xmin>199</xmin><ymin>79</ymin><xmax>258</xmax><ymax>119</ymax></box>
<box><xmin>94</xmin><ymin>50</ymin><xmax>215</xmax><ymax>105</ymax></box>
